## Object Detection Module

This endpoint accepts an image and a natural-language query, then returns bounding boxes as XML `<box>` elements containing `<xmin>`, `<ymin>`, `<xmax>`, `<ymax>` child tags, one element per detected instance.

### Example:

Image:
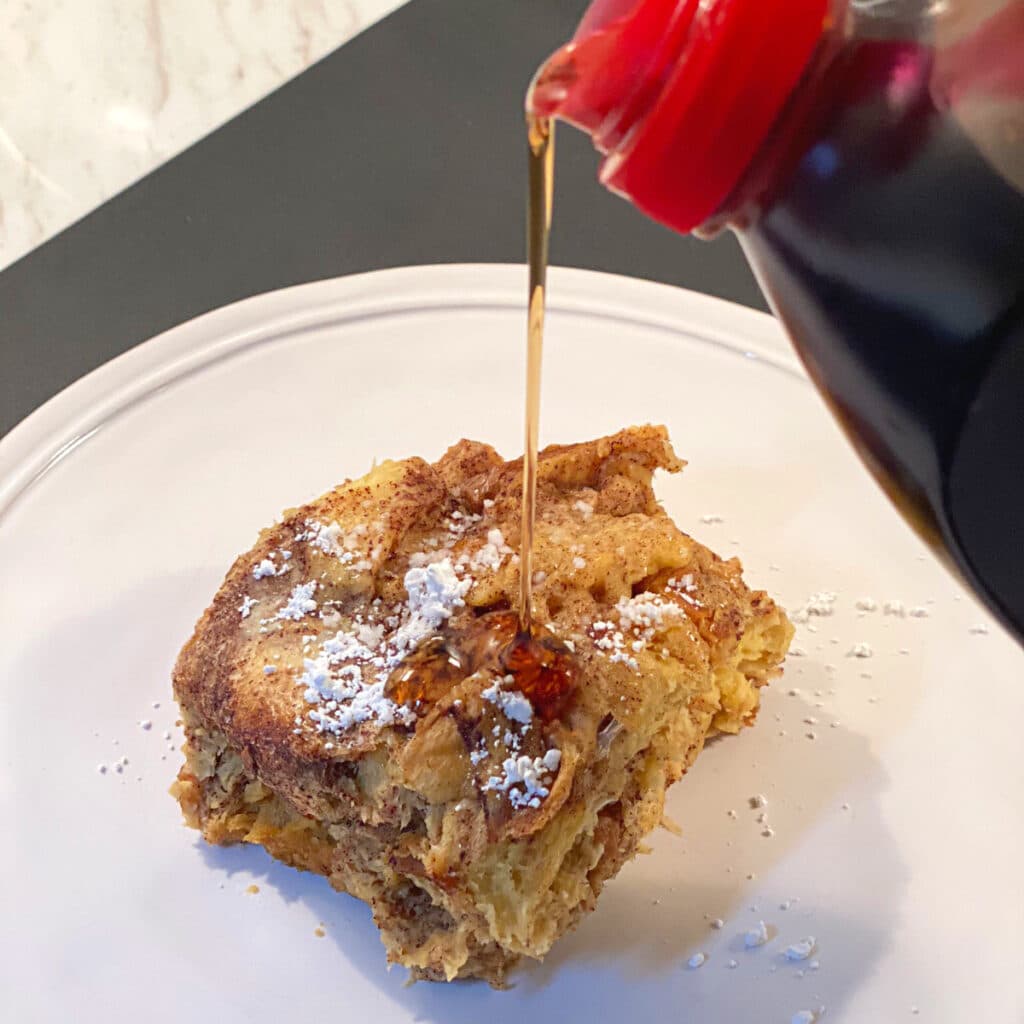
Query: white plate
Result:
<box><xmin>2</xmin><ymin>265</ymin><xmax>1020</xmax><ymax>1024</ymax></box>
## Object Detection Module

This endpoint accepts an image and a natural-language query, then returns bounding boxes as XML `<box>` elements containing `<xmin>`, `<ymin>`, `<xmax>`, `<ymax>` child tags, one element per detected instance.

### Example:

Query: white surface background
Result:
<box><xmin>0</xmin><ymin>0</ymin><xmax>408</xmax><ymax>269</ymax></box>
<box><xmin>2</xmin><ymin>266</ymin><xmax>1021</xmax><ymax>1023</ymax></box>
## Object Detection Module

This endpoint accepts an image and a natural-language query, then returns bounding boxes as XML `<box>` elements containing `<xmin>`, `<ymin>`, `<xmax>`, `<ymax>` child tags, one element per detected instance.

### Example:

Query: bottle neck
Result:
<box><xmin>528</xmin><ymin>0</ymin><xmax>841</xmax><ymax>235</ymax></box>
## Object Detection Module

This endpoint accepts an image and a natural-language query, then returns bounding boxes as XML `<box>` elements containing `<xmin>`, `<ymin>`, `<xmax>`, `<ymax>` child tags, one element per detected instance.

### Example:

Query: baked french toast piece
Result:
<box><xmin>171</xmin><ymin>425</ymin><xmax>793</xmax><ymax>984</ymax></box>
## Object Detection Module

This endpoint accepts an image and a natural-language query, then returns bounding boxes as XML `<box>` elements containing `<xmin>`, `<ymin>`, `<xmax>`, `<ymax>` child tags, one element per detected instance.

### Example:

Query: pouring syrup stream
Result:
<box><xmin>384</xmin><ymin>115</ymin><xmax>576</xmax><ymax>720</ymax></box>
<box><xmin>520</xmin><ymin>115</ymin><xmax>556</xmax><ymax>634</ymax></box>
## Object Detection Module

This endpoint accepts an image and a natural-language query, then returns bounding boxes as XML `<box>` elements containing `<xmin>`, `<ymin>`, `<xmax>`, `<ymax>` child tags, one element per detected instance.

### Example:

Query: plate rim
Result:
<box><xmin>0</xmin><ymin>263</ymin><xmax>797</xmax><ymax>520</ymax></box>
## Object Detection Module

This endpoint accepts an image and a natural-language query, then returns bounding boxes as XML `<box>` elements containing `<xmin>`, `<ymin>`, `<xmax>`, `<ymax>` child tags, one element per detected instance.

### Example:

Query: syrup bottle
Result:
<box><xmin>528</xmin><ymin>0</ymin><xmax>1024</xmax><ymax>640</ymax></box>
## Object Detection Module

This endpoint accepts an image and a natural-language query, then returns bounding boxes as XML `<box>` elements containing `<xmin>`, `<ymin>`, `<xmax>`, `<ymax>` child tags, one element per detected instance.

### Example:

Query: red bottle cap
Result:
<box><xmin>528</xmin><ymin>0</ymin><xmax>833</xmax><ymax>233</ymax></box>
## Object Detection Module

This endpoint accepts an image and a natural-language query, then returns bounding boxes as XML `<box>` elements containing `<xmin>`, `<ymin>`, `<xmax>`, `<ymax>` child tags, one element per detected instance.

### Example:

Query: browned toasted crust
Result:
<box><xmin>171</xmin><ymin>426</ymin><xmax>793</xmax><ymax>983</ymax></box>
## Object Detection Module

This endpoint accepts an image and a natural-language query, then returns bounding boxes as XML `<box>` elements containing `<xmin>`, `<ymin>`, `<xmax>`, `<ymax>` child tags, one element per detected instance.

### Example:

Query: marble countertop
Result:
<box><xmin>0</xmin><ymin>0</ymin><xmax>408</xmax><ymax>270</ymax></box>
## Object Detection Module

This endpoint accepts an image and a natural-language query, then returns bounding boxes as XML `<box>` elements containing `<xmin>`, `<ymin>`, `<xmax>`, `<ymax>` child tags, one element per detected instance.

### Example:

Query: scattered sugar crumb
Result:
<box><xmin>238</xmin><ymin>595</ymin><xmax>257</xmax><ymax>619</ymax></box>
<box><xmin>482</xmin><ymin>749</ymin><xmax>561</xmax><ymax>809</ymax></box>
<box><xmin>908</xmin><ymin>606</ymin><xmax>929</xmax><ymax>618</ymax></box>
<box><xmin>855</xmin><ymin>598</ymin><xmax>877</xmax><ymax>611</ymax></box>
<box><xmin>791</xmin><ymin>592</ymin><xmax>838</xmax><ymax>623</ymax></box>
<box><xmin>97</xmin><ymin>764</ymin><xmax>107</xmax><ymax>774</ymax></box>
<box><xmin>969</xmin><ymin>624</ymin><xmax>989</xmax><ymax>635</ymax></box>
<box><xmin>687</xmin><ymin>952</ymin><xmax>707</xmax><ymax>969</ymax></box>
<box><xmin>809</xmin><ymin>960</ymin><xmax>820</xmax><ymax>971</ymax></box>
<box><xmin>572</xmin><ymin>556</ymin><xmax>587</xmax><ymax>570</ymax></box>
<box><xmin>700</xmin><ymin>514</ymin><xmax>724</xmax><ymax>524</ymax></box>
<box><xmin>847</xmin><ymin>642</ymin><xmax>873</xmax><ymax>658</ymax></box>
<box><xmin>246</xmin><ymin>885</ymin><xmax>260</xmax><ymax>895</ymax></box>
<box><xmin>762</xmin><ymin>827</ymin><xmax>776</xmax><ymax>838</ymax></box>
<box><xmin>785</xmin><ymin>937</ymin><xmax>816</xmax><ymax>961</ymax></box>
<box><xmin>151</xmin><ymin>701</ymin><xmax>161</xmax><ymax>709</ymax></box>
<box><xmin>792</xmin><ymin>1012</ymin><xmax>816</xmax><ymax>1024</ymax></box>
<box><xmin>727</xmin><ymin>959</ymin><xmax>739</xmax><ymax>969</ymax></box>
<box><xmin>744</xmin><ymin>921</ymin><xmax>769</xmax><ymax>948</ymax></box>
<box><xmin>883</xmin><ymin>600</ymin><xmax>906</xmax><ymax>617</ymax></box>
<box><xmin>710</xmin><ymin>918</ymin><xmax>724</xmax><ymax>930</ymax></box>
<box><xmin>482</xmin><ymin>678</ymin><xmax>534</xmax><ymax>725</ymax></box>
<box><xmin>314</xmin><ymin>926</ymin><xmax>326</xmax><ymax>938</ymax></box>
<box><xmin>139</xmin><ymin>719</ymin><xmax>152</xmax><ymax>730</ymax></box>
<box><xmin>749</xmin><ymin>794</ymin><xmax>768</xmax><ymax>809</ymax></box>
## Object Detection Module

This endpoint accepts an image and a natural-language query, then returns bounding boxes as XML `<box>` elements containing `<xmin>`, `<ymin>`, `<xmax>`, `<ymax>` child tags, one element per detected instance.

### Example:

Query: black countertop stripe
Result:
<box><xmin>0</xmin><ymin>0</ymin><xmax>763</xmax><ymax>438</ymax></box>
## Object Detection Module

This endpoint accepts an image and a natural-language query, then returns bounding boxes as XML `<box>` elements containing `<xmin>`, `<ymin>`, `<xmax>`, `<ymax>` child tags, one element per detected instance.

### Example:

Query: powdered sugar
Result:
<box><xmin>482</xmin><ymin>748</ymin><xmax>562</xmax><ymax>809</ymax></box>
<box><xmin>469</xmin><ymin>528</ymin><xmax>513</xmax><ymax>573</ymax></box>
<box><xmin>481</xmin><ymin>675</ymin><xmax>534</xmax><ymax>725</ymax></box>
<box><xmin>295</xmin><ymin>559</ymin><xmax>469</xmax><ymax>739</ymax></box>
<box><xmin>791</xmin><ymin>592</ymin><xmax>838</xmax><ymax>623</ymax></box>
<box><xmin>573</xmin><ymin>500</ymin><xmax>594</xmax><ymax>520</ymax></box>
<box><xmin>298</xmin><ymin>519</ymin><xmax>373</xmax><ymax>571</ymax></box>
<box><xmin>785</xmin><ymin>937</ymin><xmax>816</xmax><ymax>961</ymax></box>
<box><xmin>616</xmin><ymin>592</ymin><xmax>685</xmax><ymax>632</ymax></box>
<box><xmin>395</xmin><ymin>560</ymin><xmax>471</xmax><ymax>651</ymax></box>
<box><xmin>276</xmin><ymin>581</ymin><xmax>318</xmax><ymax>621</ymax></box>
<box><xmin>253</xmin><ymin>553</ymin><xmax>291</xmax><ymax>580</ymax></box>
<box><xmin>591</xmin><ymin>590</ymin><xmax>687</xmax><ymax>672</ymax></box>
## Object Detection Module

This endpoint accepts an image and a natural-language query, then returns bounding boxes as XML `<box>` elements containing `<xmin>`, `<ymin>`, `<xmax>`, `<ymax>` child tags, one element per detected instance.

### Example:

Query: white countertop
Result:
<box><xmin>0</xmin><ymin>0</ymin><xmax>408</xmax><ymax>270</ymax></box>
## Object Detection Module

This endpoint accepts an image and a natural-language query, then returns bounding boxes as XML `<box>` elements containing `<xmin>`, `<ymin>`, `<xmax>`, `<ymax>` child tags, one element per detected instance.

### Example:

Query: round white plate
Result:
<box><xmin>2</xmin><ymin>265</ymin><xmax>1020</xmax><ymax>1024</ymax></box>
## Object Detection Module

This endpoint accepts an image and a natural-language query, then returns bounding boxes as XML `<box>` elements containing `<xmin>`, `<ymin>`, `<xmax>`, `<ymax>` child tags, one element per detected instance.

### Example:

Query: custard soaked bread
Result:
<box><xmin>171</xmin><ymin>426</ymin><xmax>793</xmax><ymax>984</ymax></box>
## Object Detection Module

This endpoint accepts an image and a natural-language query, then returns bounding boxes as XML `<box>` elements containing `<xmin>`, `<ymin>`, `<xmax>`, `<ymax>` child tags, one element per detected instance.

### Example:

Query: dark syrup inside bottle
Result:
<box><xmin>733</xmin><ymin>33</ymin><xmax>1024</xmax><ymax>635</ymax></box>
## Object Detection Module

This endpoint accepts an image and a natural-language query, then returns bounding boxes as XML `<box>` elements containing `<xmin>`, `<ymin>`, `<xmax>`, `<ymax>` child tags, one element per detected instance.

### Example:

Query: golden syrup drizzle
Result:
<box><xmin>383</xmin><ymin>611</ymin><xmax>576</xmax><ymax>721</ymax></box>
<box><xmin>520</xmin><ymin>115</ymin><xmax>555</xmax><ymax>635</ymax></box>
<box><xmin>384</xmin><ymin>636</ymin><xmax>465</xmax><ymax>707</ymax></box>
